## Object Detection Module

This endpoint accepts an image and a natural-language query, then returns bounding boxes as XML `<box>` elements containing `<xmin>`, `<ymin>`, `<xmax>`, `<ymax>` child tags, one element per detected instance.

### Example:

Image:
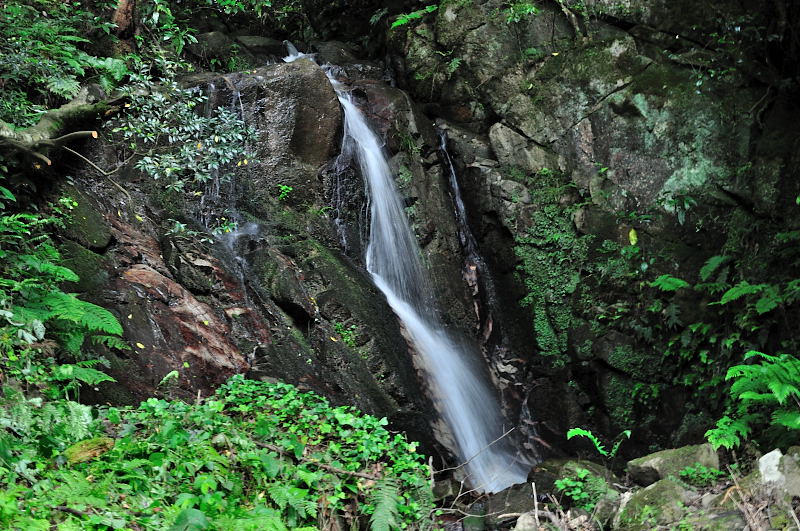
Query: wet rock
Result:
<box><xmin>59</xmin><ymin>240</ymin><xmax>109</xmax><ymax>293</ymax></box>
<box><xmin>626</xmin><ymin>443</ymin><xmax>718</xmax><ymax>486</ymax></box>
<box><xmin>485</xmin><ymin>482</ymin><xmax>536</xmax><ymax>528</ymax></box>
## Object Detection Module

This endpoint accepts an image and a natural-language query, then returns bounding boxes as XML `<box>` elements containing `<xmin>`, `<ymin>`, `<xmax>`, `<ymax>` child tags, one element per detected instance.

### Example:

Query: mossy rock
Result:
<box><xmin>626</xmin><ymin>443</ymin><xmax>718</xmax><ymax>486</ymax></box>
<box><xmin>59</xmin><ymin>240</ymin><xmax>109</xmax><ymax>293</ymax></box>
<box><xmin>63</xmin><ymin>437</ymin><xmax>115</xmax><ymax>464</ymax></box>
<box><xmin>617</xmin><ymin>478</ymin><xmax>695</xmax><ymax>530</ymax></box>
<box><xmin>59</xmin><ymin>186</ymin><xmax>112</xmax><ymax>250</ymax></box>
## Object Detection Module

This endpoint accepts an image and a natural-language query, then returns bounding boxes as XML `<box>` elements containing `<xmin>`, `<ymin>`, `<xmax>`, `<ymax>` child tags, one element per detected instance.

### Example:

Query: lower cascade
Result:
<box><xmin>328</xmin><ymin>73</ymin><xmax>530</xmax><ymax>492</ymax></box>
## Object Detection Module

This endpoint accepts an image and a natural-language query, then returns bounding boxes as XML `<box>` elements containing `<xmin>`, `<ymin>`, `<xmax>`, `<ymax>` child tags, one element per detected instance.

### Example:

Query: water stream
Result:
<box><xmin>285</xmin><ymin>45</ymin><xmax>528</xmax><ymax>492</ymax></box>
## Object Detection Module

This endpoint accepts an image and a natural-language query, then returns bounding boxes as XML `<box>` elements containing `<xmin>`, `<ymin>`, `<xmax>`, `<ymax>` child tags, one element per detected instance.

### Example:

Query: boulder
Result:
<box><xmin>488</xmin><ymin>123</ymin><xmax>556</xmax><ymax>174</ymax></box>
<box><xmin>626</xmin><ymin>443</ymin><xmax>719</xmax><ymax>486</ymax></box>
<box><xmin>615</xmin><ymin>478</ymin><xmax>696</xmax><ymax>530</ymax></box>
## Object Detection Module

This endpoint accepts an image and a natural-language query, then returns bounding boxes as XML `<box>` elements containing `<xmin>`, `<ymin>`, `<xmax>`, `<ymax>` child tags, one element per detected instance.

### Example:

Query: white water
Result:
<box><xmin>283</xmin><ymin>44</ymin><xmax>528</xmax><ymax>491</ymax></box>
<box><xmin>337</xmin><ymin>93</ymin><xmax>528</xmax><ymax>492</ymax></box>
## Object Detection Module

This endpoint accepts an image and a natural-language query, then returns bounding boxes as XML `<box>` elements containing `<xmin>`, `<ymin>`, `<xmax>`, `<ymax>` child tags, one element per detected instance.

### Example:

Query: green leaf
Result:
<box><xmin>46</xmin><ymin>76</ymin><xmax>82</xmax><ymax>98</ymax></box>
<box><xmin>650</xmin><ymin>274</ymin><xmax>690</xmax><ymax>292</ymax></box>
<box><xmin>699</xmin><ymin>255</ymin><xmax>730</xmax><ymax>281</ymax></box>
<box><xmin>169</xmin><ymin>508</ymin><xmax>210</xmax><ymax>531</ymax></box>
<box><xmin>719</xmin><ymin>281</ymin><xmax>766</xmax><ymax>305</ymax></box>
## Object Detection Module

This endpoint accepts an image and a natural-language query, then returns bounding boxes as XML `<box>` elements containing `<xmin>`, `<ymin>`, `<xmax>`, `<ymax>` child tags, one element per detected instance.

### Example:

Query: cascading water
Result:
<box><xmin>283</xmin><ymin>44</ymin><xmax>528</xmax><ymax>491</ymax></box>
<box><xmin>334</xmin><ymin>88</ymin><xmax>529</xmax><ymax>494</ymax></box>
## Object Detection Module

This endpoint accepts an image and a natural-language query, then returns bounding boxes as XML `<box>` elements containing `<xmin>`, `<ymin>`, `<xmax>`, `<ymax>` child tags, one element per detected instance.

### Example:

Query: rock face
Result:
<box><xmin>387</xmin><ymin>0</ymin><xmax>800</xmax><ymax>455</ymax></box>
<box><xmin>57</xmin><ymin>58</ymin><xmax>451</xmax><ymax>452</ymax></box>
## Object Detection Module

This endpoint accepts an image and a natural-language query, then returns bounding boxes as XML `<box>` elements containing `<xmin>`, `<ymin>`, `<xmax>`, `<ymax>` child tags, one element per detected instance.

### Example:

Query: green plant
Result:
<box><xmin>502</xmin><ymin>1</ymin><xmax>539</xmax><ymax>23</ymax></box>
<box><xmin>554</xmin><ymin>467</ymin><xmax>608</xmax><ymax>512</ymax></box>
<box><xmin>566</xmin><ymin>427</ymin><xmax>631</xmax><ymax>459</ymax></box>
<box><xmin>0</xmin><ymin>375</ymin><xmax>434</xmax><ymax>529</ymax></box>
<box><xmin>678</xmin><ymin>463</ymin><xmax>724</xmax><ymax>487</ymax></box>
<box><xmin>333</xmin><ymin>322</ymin><xmax>358</xmax><ymax>347</ymax></box>
<box><xmin>277</xmin><ymin>184</ymin><xmax>293</xmax><ymax>201</ymax></box>
<box><xmin>212</xmin><ymin>216</ymin><xmax>238</xmax><ymax>235</ymax></box>
<box><xmin>0</xmin><ymin>0</ymin><xmax>129</xmax><ymax>127</ymax></box>
<box><xmin>391</xmin><ymin>4</ymin><xmax>438</xmax><ymax>28</ymax></box>
<box><xmin>109</xmin><ymin>62</ymin><xmax>254</xmax><ymax>195</ymax></box>
<box><xmin>0</xmin><ymin>192</ymin><xmax>126</xmax><ymax>398</ymax></box>
<box><xmin>706</xmin><ymin>351</ymin><xmax>800</xmax><ymax>450</ymax></box>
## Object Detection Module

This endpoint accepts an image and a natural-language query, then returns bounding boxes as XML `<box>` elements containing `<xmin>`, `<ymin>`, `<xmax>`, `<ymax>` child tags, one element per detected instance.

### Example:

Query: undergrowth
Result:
<box><xmin>0</xmin><ymin>374</ymin><xmax>434</xmax><ymax>529</ymax></box>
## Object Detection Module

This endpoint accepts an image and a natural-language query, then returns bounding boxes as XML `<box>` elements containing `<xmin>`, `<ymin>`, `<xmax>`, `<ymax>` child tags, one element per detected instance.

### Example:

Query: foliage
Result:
<box><xmin>554</xmin><ymin>467</ymin><xmax>608</xmax><ymax>512</ymax></box>
<box><xmin>0</xmin><ymin>375</ymin><xmax>433</xmax><ymax>529</ymax></box>
<box><xmin>650</xmin><ymin>274</ymin><xmax>690</xmax><ymax>292</ymax></box>
<box><xmin>0</xmin><ymin>191</ymin><xmax>126</xmax><ymax>399</ymax></box>
<box><xmin>678</xmin><ymin>462</ymin><xmax>724</xmax><ymax>487</ymax></box>
<box><xmin>0</xmin><ymin>0</ymin><xmax>129</xmax><ymax>127</ymax></box>
<box><xmin>566</xmin><ymin>427</ymin><xmax>630</xmax><ymax>459</ymax></box>
<box><xmin>333</xmin><ymin>322</ymin><xmax>358</xmax><ymax>348</ymax></box>
<box><xmin>502</xmin><ymin>1</ymin><xmax>540</xmax><ymax>24</ymax></box>
<box><xmin>706</xmin><ymin>351</ymin><xmax>800</xmax><ymax>450</ymax></box>
<box><xmin>391</xmin><ymin>5</ymin><xmax>438</xmax><ymax>28</ymax></box>
<box><xmin>109</xmin><ymin>60</ymin><xmax>254</xmax><ymax>195</ymax></box>
<box><xmin>277</xmin><ymin>184</ymin><xmax>294</xmax><ymax>201</ymax></box>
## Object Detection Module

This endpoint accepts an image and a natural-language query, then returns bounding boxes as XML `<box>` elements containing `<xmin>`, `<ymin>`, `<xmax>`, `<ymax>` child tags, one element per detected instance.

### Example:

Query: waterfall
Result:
<box><xmin>335</xmin><ymin>92</ymin><xmax>528</xmax><ymax>493</ymax></box>
<box><xmin>282</xmin><ymin>45</ymin><xmax>528</xmax><ymax>491</ymax></box>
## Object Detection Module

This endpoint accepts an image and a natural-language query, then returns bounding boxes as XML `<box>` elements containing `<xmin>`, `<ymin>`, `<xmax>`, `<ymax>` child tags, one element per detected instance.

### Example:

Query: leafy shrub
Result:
<box><xmin>0</xmin><ymin>191</ymin><xmax>125</xmax><ymax>398</ymax></box>
<box><xmin>706</xmin><ymin>350</ymin><xmax>800</xmax><ymax>450</ymax></box>
<box><xmin>678</xmin><ymin>462</ymin><xmax>724</xmax><ymax>487</ymax></box>
<box><xmin>109</xmin><ymin>61</ymin><xmax>254</xmax><ymax>194</ymax></box>
<box><xmin>554</xmin><ymin>467</ymin><xmax>608</xmax><ymax>512</ymax></box>
<box><xmin>0</xmin><ymin>0</ymin><xmax>127</xmax><ymax>126</ymax></box>
<box><xmin>0</xmin><ymin>375</ymin><xmax>434</xmax><ymax>529</ymax></box>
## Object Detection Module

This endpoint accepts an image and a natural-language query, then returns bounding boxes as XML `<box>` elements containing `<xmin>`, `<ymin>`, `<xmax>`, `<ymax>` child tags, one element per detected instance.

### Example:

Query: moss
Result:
<box><xmin>59</xmin><ymin>240</ymin><xmax>108</xmax><ymax>293</ymax></box>
<box><xmin>603</xmin><ymin>373</ymin><xmax>635</xmax><ymax>428</ymax></box>
<box><xmin>607</xmin><ymin>344</ymin><xmax>659</xmax><ymax>380</ymax></box>
<box><xmin>59</xmin><ymin>185</ymin><xmax>111</xmax><ymax>249</ymax></box>
<box><xmin>619</xmin><ymin>478</ymin><xmax>694</xmax><ymax>530</ymax></box>
<box><xmin>513</xmin><ymin>170</ymin><xmax>593</xmax><ymax>366</ymax></box>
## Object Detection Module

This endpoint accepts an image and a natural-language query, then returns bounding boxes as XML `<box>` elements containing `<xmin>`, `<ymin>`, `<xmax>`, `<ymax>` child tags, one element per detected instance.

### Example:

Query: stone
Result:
<box><xmin>615</xmin><ymin>478</ymin><xmax>696</xmax><ymax>530</ymax></box>
<box><xmin>513</xmin><ymin>512</ymin><xmax>538</xmax><ymax>531</ymax></box>
<box><xmin>63</xmin><ymin>437</ymin><xmax>115</xmax><ymax>464</ymax></box>
<box><xmin>59</xmin><ymin>186</ymin><xmax>112</xmax><ymax>250</ymax></box>
<box><xmin>626</xmin><ymin>443</ymin><xmax>719</xmax><ymax>486</ymax></box>
<box><xmin>235</xmin><ymin>35</ymin><xmax>285</xmax><ymax>58</ymax></box>
<box><xmin>488</xmin><ymin>123</ymin><xmax>555</xmax><ymax>174</ymax></box>
<box><xmin>747</xmin><ymin>448</ymin><xmax>800</xmax><ymax>501</ymax></box>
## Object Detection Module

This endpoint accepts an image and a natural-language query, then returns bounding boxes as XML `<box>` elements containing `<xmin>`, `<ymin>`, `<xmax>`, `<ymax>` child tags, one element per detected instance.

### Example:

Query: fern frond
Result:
<box><xmin>699</xmin><ymin>255</ymin><xmax>730</xmax><ymax>281</ymax></box>
<box><xmin>369</xmin><ymin>478</ymin><xmax>401</xmax><ymax>531</ymax></box>
<box><xmin>48</xmin><ymin>292</ymin><xmax>122</xmax><ymax>335</ymax></box>
<box><xmin>90</xmin><ymin>335</ymin><xmax>131</xmax><ymax>351</ymax></box>
<box><xmin>650</xmin><ymin>274</ymin><xmax>690</xmax><ymax>292</ymax></box>
<box><xmin>718</xmin><ymin>281</ymin><xmax>766</xmax><ymax>305</ymax></box>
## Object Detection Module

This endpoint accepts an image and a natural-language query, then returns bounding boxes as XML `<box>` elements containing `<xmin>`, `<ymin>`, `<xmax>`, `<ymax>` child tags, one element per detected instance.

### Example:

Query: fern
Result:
<box><xmin>46</xmin><ymin>76</ymin><xmax>82</xmax><ymax>98</ymax></box>
<box><xmin>707</xmin><ymin>351</ymin><xmax>800</xmax><ymax>449</ymax></box>
<box><xmin>755</xmin><ymin>285</ymin><xmax>781</xmax><ymax>314</ymax></box>
<box><xmin>48</xmin><ymin>292</ymin><xmax>123</xmax><ymax>335</ymax></box>
<box><xmin>391</xmin><ymin>5</ymin><xmax>437</xmax><ymax>28</ymax></box>
<box><xmin>369</xmin><ymin>478</ymin><xmax>401</xmax><ymax>531</ymax></box>
<box><xmin>699</xmin><ymin>255</ymin><xmax>730</xmax><ymax>281</ymax></box>
<box><xmin>718</xmin><ymin>281</ymin><xmax>767</xmax><ymax>305</ymax></box>
<box><xmin>650</xmin><ymin>274</ymin><xmax>690</xmax><ymax>292</ymax></box>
